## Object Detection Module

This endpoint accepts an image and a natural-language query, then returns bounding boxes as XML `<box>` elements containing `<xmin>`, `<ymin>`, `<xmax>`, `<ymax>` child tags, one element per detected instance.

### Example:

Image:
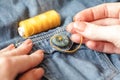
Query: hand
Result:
<box><xmin>66</xmin><ymin>3</ymin><xmax>120</xmax><ymax>54</ymax></box>
<box><xmin>0</xmin><ymin>39</ymin><xmax>44</xmax><ymax>80</ymax></box>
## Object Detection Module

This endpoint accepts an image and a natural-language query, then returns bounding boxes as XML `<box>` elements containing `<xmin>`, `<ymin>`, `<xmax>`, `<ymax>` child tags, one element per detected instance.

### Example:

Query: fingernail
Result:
<box><xmin>8</xmin><ymin>44</ymin><xmax>15</xmax><ymax>49</ymax></box>
<box><xmin>34</xmin><ymin>68</ymin><xmax>44</xmax><ymax>79</ymax></box>
<box><xmin>24</xmin><ymin>39</ymin><xmax>32</xmax><ymax>45</ymax></box>
<box><xmin>37</xmin><ymin>50</ymin><xmax>44</xmax><ymax>56</ymax></box>
<box><xmin>74</xmin><ymin>22</ymin><xmax>86</xmax><ymax>32</ymax></box>
<box><xmin>66</xmin><ymin>23</ymin><xmax>74</xmax><ymax>32</ymax></box>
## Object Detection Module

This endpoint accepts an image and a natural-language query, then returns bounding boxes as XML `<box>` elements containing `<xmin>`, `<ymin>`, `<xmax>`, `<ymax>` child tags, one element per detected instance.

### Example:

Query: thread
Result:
<box><xmin>18</xmin><ymin>10</ymin><xmax>61</xmax><ymax>38</ymax></box>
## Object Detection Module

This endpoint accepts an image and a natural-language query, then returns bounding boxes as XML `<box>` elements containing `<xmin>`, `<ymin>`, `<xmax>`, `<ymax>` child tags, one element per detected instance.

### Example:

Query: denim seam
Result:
<box><xmin>42</xmin><ymin>58</ymin><xmax>65</xmax><ymax>80</ymax></box>
<box><xmin>103</xmin><ymin>54</ymin><xmax>119</xmax><ymax>72</ymax></box>
<box><xmin>30</xmin><ymin>26</ymin><xmax>66</xmax><ymax>41</ymax></box>
<box><xmin>97</xmin><ymin>53</ymin><xmax>119</xmax><ymax>80</ymax></box>
<box><xmin>111</xmin><ymin>72</ymin><xmax>120</xmax><ymax>80</ymax></box>
<box><xmin>15</xmin><ymin>26</ymin><xmax>66</xmax><ymax>47</ymax></box>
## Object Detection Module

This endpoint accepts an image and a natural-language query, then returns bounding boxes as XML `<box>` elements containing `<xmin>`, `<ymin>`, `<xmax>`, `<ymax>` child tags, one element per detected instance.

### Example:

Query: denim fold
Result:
<box><xmin>0</xmin><ymin>0</ymin><xmax>120</xmax><ymax>80</ymax></box>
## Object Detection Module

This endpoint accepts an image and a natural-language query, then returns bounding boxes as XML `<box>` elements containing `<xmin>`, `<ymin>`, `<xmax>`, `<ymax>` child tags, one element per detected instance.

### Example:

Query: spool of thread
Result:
<box><xmin>18</xmin><ymin>10</ymin><xmax>61</xmax><ymax>38</ymax></box>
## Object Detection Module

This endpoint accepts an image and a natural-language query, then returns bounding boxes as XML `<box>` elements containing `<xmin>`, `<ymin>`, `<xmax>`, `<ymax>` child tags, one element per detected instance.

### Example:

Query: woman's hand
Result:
<box><xmin>0</xmin><ymin>39</ymin><xmax>44</xmax><ymax>80</ymax></box>
<box><xmin>66</xmin><ymin>3</ymin><xmax>120</xmax><ymax>54</ymax></box>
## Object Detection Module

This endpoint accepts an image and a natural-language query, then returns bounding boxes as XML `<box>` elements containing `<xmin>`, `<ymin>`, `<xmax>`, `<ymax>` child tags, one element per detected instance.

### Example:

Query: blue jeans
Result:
<box><xmin>0</xmin><ymin>0</ymin><xmax>120</xmax><ymax>80</ymax></box>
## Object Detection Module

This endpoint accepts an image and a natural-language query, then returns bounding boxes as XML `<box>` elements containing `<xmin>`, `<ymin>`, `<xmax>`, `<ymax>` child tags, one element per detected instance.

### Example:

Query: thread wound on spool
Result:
<box><xmin>18</xmin><ymin>10</ymin><xmax>61</xmax><ymax>38</ymax></box>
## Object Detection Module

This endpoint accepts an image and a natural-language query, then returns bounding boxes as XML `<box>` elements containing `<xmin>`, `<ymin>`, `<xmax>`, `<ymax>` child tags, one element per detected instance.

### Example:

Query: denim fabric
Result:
<box><xmin>0</xmin><ymin>0</ymin><xmax>120</xmax><ymax>80</ymax></box>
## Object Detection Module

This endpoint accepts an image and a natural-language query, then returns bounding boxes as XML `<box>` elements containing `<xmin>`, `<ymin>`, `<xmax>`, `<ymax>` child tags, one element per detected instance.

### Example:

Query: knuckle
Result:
<box><xmin>85</xmin><ymin>27</ymin><xmax>94</xmax><ymax>37</ymax></box>
<box><xmin>36</xmin><ymin>50</ymin><xmax>44</xmax><ymax>54</ymax></box>
<box><xmin>113</xmin><ymin>38</ymin><xmax>120</xmax><ymax>48</ymax></box>
<box><xmin>110</xmin><ymin>26</ymin><xmax>120</xmax><ymax>48</ymax></box>
<box><xmin>112</xmin><ymin>26</ymin><xmax>120</xmax><ymax>38</ymax></box>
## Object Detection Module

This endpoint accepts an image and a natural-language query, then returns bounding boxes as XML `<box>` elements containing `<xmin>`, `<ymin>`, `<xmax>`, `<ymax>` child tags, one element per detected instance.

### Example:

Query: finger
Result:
<box><xmin>91</xmin><ymin>18</ymin><xmax>120</xmax><ymax>26</ymax></box>
<box><xmin>66</xmin><ymin>21</ymin><xmax>86</xmax><ymax>34</ymax></box>
<box><xmin>74</xmin><ymin>3</ymin><xmax>120</xmax><ymax>22</ymax></box>
<box><xmin>11</xmin><ymin>50</ymin><xmax>44</xmax><ymax>74</ymax></box>
<box><xmin>72</xmin><ymin>21</ymin><xmax>119</xmax><ymax>43</ymax></box>
<box><xmin>85</xmin><ymin>40</ymin><xmax>120</xmax><ymax>54</ymax></box>
<box><xmin>70</xmin><ymin>34</ymin><xmax>120</xmax><ymax>54</ymax></box>
<box><xmin>66</xmin><ymin>22</ymin><xmax>77</xmax><ymax>34</ymax></box>
<box><xmin>71</xmin><ymin>34</ymin><xmax>88</xmax><ymax>43</ymax></box>
<box><xmin>1</xmin><ymin>39</ymin><xmax>33</xmax><ymax>56</ymax></box>
<box><xmin>19</xmin><ymin>68</ymin><xmax>44</xmax><ymax>80</ymax></box>
<box><xmin>10</xmin><ymin>39</ymin><xmax>33</xmax><ymax>55</ymax></box>
<box><xmin>0</xmin><ymin>44</ymin><xmax>15</xmax><ymax>54</ymax></box>
<box><xmin>67</xmin><ymin>18</ymin><xmax>120</xmax><ymax>33</ymax></box>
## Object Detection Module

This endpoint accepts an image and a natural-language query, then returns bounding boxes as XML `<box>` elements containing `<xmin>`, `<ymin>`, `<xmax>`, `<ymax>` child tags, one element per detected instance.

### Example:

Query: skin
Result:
<box><xmin>1</xmin><ymin>2</ymin><xmax>120</xmax><ymax>80</ymax></box>
<box><xmin>0</xmin><ymin>39</ymin><xmax>44</xmax><ymax>80</ymax></box>
<box><xmin>66</xmin><ymin>3</ymin><xmax>120</xmax><ymax>54</ymax></box>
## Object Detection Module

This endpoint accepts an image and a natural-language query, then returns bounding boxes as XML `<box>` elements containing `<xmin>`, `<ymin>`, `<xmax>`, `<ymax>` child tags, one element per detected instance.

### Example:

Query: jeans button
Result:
<box><xmin>51</xmin><ymin>34</ymin><xmax>70</xmax><ymax>47</ymax></box>
<box><xmin>50</xmin><ymin>33</ymin><xmax>83</xmax><ymax>53</ymax></box>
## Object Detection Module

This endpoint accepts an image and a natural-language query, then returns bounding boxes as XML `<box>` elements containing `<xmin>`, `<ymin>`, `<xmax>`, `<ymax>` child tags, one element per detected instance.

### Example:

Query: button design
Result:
<box><xmin>51</xmin><ymin>34</ymin><xmax>70</xmax><ymax>47</ymax></box>
<box><xmin>50</xmin><ymin>33</ymin><xmax>83</xmax><ymax>53</ymax></box>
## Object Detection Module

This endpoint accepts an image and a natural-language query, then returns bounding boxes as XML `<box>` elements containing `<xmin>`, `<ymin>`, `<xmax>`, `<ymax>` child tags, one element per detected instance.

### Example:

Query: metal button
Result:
<box><xmin>50</xmin><ymin>33</ymin><xmax>83</xmax><ymax>53</ymax></box>
<box><xmin>51</xmin><ymin>34</ymin><xmax>70</xmax><ymax>47</ymax></box>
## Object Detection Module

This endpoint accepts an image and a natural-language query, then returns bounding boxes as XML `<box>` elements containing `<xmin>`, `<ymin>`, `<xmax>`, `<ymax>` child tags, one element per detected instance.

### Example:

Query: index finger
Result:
<box><xmin>74</xmin><ymin>3</ymin><xmax>120</xmax><ymax>22</ymax></box>
<box><xmin>11</xmin><ymin>50</ymin><xmax>44</xmax><ymax>74</ymax></box>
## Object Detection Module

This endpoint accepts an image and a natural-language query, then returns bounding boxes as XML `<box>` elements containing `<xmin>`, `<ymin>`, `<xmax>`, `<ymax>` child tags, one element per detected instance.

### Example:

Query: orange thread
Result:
<box><xmin>18</xmin><ymin>10</ymin><xmax>61</xmax><ymax>38</ymax></box>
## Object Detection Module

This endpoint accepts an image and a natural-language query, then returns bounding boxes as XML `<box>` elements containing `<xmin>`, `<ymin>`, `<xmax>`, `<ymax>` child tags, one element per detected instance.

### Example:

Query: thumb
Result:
<box><xmin>73</xmin><ymin>21</ymin><xmax>120</xmax><ymax>44</ymax></box>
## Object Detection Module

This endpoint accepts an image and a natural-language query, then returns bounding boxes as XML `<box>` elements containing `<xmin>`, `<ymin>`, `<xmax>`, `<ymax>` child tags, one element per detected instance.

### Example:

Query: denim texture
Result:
<box><xmin>0</xmin><ymin>0</ymin><xmax>120</xmax><ymax>80</ymax></box>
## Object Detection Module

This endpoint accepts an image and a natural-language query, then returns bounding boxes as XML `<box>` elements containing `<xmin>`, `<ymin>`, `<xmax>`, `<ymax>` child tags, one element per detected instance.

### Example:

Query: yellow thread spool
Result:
<box><xmin>18</xmin><ymin>10</ymin><xmax>61</xmax><ymax>38</ymax></box>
